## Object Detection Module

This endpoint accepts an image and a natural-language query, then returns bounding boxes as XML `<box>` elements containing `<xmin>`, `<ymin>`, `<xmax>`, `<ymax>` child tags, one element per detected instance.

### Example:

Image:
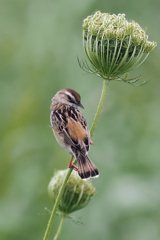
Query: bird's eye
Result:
<box><xmin>68</xmin><ymin>96</ymin><xmax>72</xmax><ymax>101</ymax></box>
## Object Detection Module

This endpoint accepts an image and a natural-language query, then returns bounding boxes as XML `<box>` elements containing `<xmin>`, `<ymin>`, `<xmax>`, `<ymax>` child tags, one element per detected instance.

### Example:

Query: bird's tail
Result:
<box><xmin>77</xmin><ymin>154</ymin><xmax>99</xmax><ymax>180</ymax></box>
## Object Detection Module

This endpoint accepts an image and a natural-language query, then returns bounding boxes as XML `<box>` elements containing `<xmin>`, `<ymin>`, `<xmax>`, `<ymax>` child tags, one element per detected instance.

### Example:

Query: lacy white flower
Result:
<box><xmin>80</xmin><ymin>11</ymin><xmax>157</xmax><ymax>84</ymax></box>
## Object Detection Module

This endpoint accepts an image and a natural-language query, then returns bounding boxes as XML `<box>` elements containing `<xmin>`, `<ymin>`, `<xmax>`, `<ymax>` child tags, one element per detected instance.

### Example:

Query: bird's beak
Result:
<box><xmin>78</xmin><ymin>102</ymin><xmax>84</xmax><ymax>109</ymax></box>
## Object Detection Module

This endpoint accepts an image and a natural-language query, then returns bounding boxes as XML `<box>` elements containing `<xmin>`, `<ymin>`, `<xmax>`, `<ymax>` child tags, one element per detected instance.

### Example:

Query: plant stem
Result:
<box><xmin>90</xmin><ymin>80</ymin><xmax>109</xmax><ymax>137</ymax></box>
<box><xmin>43</xmin><ymin>168</ymin><xmax>73</xmax><ymax>240</ymax></box>
<box><xmin>43</xmin><ymin>80</ymin><xmax>109</xmax><ymax>240</ymax></box>
<box><xmin>54</xmin><ymin>215</ymin><xmax>65</xmax><ymax>240</ymax></box>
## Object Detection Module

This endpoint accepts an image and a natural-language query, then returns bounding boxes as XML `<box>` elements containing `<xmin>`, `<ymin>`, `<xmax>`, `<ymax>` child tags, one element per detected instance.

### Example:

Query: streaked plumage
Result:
<box><xmin>50</xmin><ymin>88</ymin><xmax>99</xmax><ymax>180</ymax></box>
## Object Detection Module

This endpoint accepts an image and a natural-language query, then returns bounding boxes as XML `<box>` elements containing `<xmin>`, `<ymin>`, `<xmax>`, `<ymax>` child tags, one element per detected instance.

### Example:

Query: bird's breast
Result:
<box><xmin>53</xmin><ymin>127</ymin><xmax>72</xmax><ymax>155</ymax></box>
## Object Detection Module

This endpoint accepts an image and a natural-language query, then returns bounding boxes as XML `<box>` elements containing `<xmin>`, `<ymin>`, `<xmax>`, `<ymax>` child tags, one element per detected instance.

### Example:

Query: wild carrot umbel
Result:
<box><xmin>47</xmin><ymin>170</ymin><xmax>96</xmax><ymax>240</ymax></box>
<box><xmin>79</xmin><ymin>11</ymin><xmax>157</xmax><ymax>85</ymax></box>
<box><xmin>48</xmin><ymin>170</ymin><xmax>96</xmax><ymax>214</ymax></box>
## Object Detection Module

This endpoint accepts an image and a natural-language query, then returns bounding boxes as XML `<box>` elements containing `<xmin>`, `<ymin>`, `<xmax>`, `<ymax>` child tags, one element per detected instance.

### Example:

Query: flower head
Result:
<box><xmin>80</xmin><ymin>11</ymin><xmax>157</xmax><ymax>84</ymax></box>
<box><xmin>48</xmin><ymin>170</ymin><xmax>96</xmax><ymax>214</ymax></box>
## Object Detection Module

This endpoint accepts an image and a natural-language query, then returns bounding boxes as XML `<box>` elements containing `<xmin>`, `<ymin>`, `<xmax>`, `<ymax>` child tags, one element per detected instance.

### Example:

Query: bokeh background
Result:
<box><xmin>0</xmin><ymin>0</ymin><xmax>160</xmax><ymax>239</ymax></box>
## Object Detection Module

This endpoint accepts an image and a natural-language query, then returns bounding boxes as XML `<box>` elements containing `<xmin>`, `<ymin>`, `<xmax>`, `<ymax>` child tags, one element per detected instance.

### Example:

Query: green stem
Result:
<box><xmin>43</xmin><ymin>168</ymin><xmax>73</xmax><ymax>240</ymax></box>
<box><xmin>54</xmin><ymin>215</ymin><xmax>65</xmax><ymax>240</ymax></box>
<box><xmin>43</xmin><ymin>80</ymin><xmax>109</xmax><ymax>240</ymax></box>
<box><xmin>90</xmin><ymin>80</ymin><xmax>109</xmax><ymax>137</ymax></box>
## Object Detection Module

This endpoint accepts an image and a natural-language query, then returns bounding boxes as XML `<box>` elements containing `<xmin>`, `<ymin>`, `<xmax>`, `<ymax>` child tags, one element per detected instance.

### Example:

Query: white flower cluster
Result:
<box><xmin>80</xmin><ymin>11</ymin><xmax>157</xmax><ymax>81</ymax></box>
<box><xmin>83</xmin><ymin>11</ymin><xmax>156</xmax><ymax>52</ymax></box>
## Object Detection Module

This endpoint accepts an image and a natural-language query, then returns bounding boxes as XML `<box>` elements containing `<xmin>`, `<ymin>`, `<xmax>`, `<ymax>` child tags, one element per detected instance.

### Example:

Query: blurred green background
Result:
<box><xmin>0</xmin><ymin>0</ymin><xmax>160</xmax><ymax>239</ymax></box>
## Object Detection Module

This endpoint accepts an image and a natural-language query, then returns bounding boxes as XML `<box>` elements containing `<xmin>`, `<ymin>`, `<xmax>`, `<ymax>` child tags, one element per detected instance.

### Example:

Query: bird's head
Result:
<box><xmin>52</xmin><ymin>88</ymin><xmax>84</xmax><ymax>109</ymax></box>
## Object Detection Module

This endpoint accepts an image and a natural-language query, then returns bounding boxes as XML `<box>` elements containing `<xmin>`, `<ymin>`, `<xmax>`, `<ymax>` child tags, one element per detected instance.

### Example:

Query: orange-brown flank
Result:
<box><xmin>67</xmin><ymin>118</ymin><xmax>87</xmax><ymax>141</ymax></box>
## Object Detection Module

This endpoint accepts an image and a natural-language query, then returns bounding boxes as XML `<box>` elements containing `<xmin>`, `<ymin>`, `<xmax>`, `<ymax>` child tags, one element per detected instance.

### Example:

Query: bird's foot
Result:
<box><xmin>90</xmin><ymin>140</ymin><xmax>94</xmax><ymax>145</ymax></box>
<box><xmin>68</xmin><ymin>156</ymin><xmax>78</xmax><ymax>171</ymax></box>
<box><xmin>68</xmin><ymin>163</ymin><xmax>78</xmax><ymax>171</ymax></box>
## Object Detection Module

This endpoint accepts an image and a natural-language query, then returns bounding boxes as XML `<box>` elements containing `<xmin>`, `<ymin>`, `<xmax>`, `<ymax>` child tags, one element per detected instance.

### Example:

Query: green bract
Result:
<box><xmin>48</xmin><ymin>170</ymin><xmax>96</xmax><ymax>214</ymax></box>
<box><xmin>80</xmin><ymin>11</ymin><xmax>157</xmax><ymax>83</ymax></box>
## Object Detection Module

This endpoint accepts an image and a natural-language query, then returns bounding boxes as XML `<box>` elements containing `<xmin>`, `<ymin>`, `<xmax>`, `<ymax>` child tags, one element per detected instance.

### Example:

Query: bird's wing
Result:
<box><xmin>51</xmin><ymin>105</ymin><xmax>90</xmax><ymax>153</ymax></box>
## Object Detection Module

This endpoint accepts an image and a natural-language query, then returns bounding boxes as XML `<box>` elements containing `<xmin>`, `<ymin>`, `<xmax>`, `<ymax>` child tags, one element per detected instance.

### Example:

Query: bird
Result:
<box><xmin>50</xmin><ymin>88</ymin><xmax>99</xmax><ymax>180</ymax></box>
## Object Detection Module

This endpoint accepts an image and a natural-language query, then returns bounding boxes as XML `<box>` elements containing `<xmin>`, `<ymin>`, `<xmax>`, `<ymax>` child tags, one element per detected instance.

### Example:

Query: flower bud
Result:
<box><xmin>80</xmin><ymin>11</ymin><xmax>157</xmax><ymax>83</ymax></box>
<box><xmin>48</xmin><ymin>170</ymin><xmax>96</xmax><ymax>214</ymax></box>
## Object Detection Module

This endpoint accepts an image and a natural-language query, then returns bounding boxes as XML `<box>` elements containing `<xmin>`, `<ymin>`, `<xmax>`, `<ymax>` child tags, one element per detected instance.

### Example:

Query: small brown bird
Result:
<box><xmin>50</xmin><ymin>88</ymin><xmax>99</xmax><ymax>180</ymax></box>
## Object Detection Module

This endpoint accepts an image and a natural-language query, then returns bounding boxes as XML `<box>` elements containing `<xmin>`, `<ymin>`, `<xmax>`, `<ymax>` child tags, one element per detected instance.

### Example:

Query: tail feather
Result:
<box><xmin>77</xmin><ymin>155</ymin><xmax>99</xmax><ymax>180</ymax></box>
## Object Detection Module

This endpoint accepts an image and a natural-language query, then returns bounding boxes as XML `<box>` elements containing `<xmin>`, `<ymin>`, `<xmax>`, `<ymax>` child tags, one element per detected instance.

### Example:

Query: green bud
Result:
<box><xmin>48</xmin><ymin>170</ymin><xmax>96</xmax><ymax>214</ymax></box>
<box><xmin>80</xmin><ymin>11</ymin><xmax>157</xmax><ymax>82</ymax></box>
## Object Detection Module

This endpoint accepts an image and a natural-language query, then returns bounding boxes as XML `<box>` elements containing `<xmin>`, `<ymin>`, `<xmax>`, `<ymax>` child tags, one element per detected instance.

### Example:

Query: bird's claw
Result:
<box><xmin>68</xmin><ymin>156</ymin><xmax>78</xmax><ymax>171</ymax></box>
<box><xmin>90</xmin><ymin>140</ymin><xmax>94</xmax><ymax>145</ymax></box>
<box><xmin>68</xmin><ymin>163</ymin><xmax>78</xmax><ymax>171</ymax></box>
